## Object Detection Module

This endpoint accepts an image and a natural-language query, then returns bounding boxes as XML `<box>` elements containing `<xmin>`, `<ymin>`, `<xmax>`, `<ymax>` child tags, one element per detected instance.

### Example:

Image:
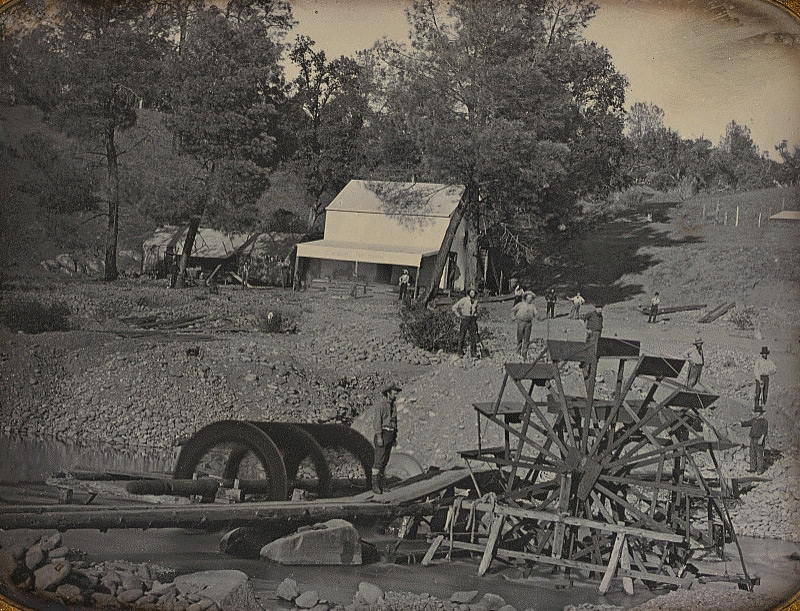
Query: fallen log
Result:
<box><xmin>698</xmin><ymin>301</ymin><xmax>736</xmax><ymax>324</ymax></box>
<box><xmin>639</xmin><ymin>304</ymin><xmax>706</xmax><ymax>315</ymax></box>
<box><xmin>0</xmin><ymin>498</ymin><xmax>436</xmax><ymax>532</ymax></box>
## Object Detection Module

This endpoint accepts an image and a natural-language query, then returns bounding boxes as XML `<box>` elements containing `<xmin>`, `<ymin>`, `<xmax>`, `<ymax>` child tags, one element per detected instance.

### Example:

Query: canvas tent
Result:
<box><xmin>295</xmin><ymin>180</ymin><xmax>471</xmax><ymax>293</ymax></box>
<box><xmin>141</xmin><ymin>226</ymin><xmax>250</xmax><ymax>276</ymax></box>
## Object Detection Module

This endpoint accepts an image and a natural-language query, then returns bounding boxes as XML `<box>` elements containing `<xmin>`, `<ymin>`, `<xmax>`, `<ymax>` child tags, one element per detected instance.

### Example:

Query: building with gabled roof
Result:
<box><xmin>295</xmin><ymin>180</ymin><xmax>472</xmax><ymax>293</ymax></box>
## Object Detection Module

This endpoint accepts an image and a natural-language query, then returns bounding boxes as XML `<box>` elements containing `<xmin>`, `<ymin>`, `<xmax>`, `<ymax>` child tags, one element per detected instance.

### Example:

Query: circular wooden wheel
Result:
<box><xmin>174</xmin><ymin>420</ymin><xmax>288</xmax><ymax>501</ymax></box>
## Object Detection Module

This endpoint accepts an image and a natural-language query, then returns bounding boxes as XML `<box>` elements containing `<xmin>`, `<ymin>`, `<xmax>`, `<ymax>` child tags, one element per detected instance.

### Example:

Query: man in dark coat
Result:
<box><xmin>581</xmin><ymin>305</ymin><xmax>603</xmax><ymax>381</ymax></box>
<box><xmin>742</xmin><ymin>406</ymin><xmax>768</xmax><ymax>474</ymax></box>
<box><xmin>372</xmin><ymin>383</ymin><xmax>401</xmax><ymax>494</ymax></box>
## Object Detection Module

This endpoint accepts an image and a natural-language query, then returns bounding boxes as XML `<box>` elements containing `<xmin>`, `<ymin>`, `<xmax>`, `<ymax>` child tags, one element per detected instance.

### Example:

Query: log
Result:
<box><xmin>639</xmin><ymin>304</ymin><xmax>706</xmax><ymax>315</ymax></box>
<box><xmin>0</xmin><ymin>499</ymin><xmax>436</xmax><ymax>532</ymax></box>
<box><xmin>698</xmin><ymin>302</ymin><xmax>735</xmax><ymax>324</ymax></box>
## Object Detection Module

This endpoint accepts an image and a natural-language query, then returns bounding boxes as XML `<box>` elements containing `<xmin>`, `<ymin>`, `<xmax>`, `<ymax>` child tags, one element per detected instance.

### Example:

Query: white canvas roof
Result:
<box><xmin>326</xmin><ymin>180</ymin><xmax>465</xmax><ymax>217</ymax></box>
<box><xmin>295</xmin><ymin>240</ymin><xmax>438</xmax><ymax>268</ymax></box>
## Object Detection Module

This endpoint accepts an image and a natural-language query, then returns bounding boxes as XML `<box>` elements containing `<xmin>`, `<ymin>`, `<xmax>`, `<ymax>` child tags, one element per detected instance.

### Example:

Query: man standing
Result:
<box><xmin>512</xmin><ymin>291</ymin><xmax>538</xmax><ymax>359</ymax></box>
<box><xmin>398</xmin><ymin>269</ymin><xmax>411</xmax><ymax>301</ymax></box>
<box><xmin>741</xmin><ymin>407</ymin><xmax>768</xmax><ymax>474</ymax></box>
<box><xmin>648</xmin><ymin>291</ymin><xmax>660</xmax><ymax>323</ymax></box>
<box><xmin>546</xmin><ymin>288</ymin><xmax>557</xmax><ymax>319</ymax></box>
<box><xmin>581</xmin><ymin>305</ymin><xmax>603</xmax><ymax>380</ymax></box>
<box><xmin>754</xmin><ymin>346</ymin><xmax>777</xmax><ymax>409</ymax></box>
<box><xmin>372</xmin><ymin>382</ymin><xmax>401</xmax><ymax>494</ymax></box>
<box><xmin>569</xmin><ymin>291</ymin><xmax>585</xmax><ymax>319</ymax></box>
<box><xmin>513</xmin><ymin>282</ymin><xmax>524</xmax><ymax>305</ymax></box>
<box><xmin>683</xmin><ymin>337</ymin><xmax>705</xmax><ymax>388</ymax></box>
<box><xmin>452</xmin><ymin>288</ymin><xmax>479</xmax><ymax>358</ymax></box>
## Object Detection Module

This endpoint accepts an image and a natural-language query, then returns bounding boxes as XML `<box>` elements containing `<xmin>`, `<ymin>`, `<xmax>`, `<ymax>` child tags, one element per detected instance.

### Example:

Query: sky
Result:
<box><xmin>289</xmin><ymin>0</ymin><xmax>800</xmax><ymax>158</ymax></box>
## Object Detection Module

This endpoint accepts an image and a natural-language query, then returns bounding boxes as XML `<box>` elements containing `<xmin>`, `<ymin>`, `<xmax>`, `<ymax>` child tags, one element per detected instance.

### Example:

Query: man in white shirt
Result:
<box><xmin>754</xmin><ymin>346</ymin><xmax>777</xmax><ymax>409</ymax></box>
<box><xmin>683</xmin><ymin>337</ymin><xmax>704</xmax><ymax>388</ymax></box>
<box><xmin>569</xmin><ymin>292</ymin><xmax>584</xmax><ymax>319</ymax></box>
<box><xmin>511</xmin><ymin>291</ymin><xmax>538</xmax><ymax>359</ymax></box>
<box><xmin>398</xmin><ymin>269</ymin><xmax>411</xmax><ymax>301</ymax></box>
<box><xmin>452</xmin><ymin>288</ymin><xmax>479</xmax><ymax>357</ymax></box>
<box><xmin>648</xmin><ymin>291</ymin><xmax>660</xmax><ymax>323</ymax></box>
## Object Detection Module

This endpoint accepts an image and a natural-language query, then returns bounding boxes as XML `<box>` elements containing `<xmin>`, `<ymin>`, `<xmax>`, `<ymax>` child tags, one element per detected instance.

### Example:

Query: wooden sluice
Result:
<box><xmin>0</xmin><ymin>468</ymin><xmax>472</xmax><ymax>532</ymax></box>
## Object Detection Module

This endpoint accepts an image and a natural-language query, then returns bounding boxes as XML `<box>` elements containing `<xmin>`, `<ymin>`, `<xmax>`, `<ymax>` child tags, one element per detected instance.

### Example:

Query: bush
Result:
<box><xmin>257</xmin><ymin>308</ymin><xmax>297</xmax><ymax>333</ymax></box>
<box><xmin>399</xmin><ymin>304</ymin><xmax>459</xmax><ymax>353</ymax></box>
<box><xmin>0</xmin><ymin>298</ymin><xmax>71</xmax><ymax>333</ymax></box>
<box><xmin>729</xmin><ymin>306</ymin><xmax>755</xmax><ymax>330</ymax></box>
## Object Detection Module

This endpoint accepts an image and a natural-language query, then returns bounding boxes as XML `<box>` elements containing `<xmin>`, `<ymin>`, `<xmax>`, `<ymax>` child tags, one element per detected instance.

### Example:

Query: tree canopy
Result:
<box><xmin>364</xmin><ymin>0</ymin><xmax>628</xmax><ymax>303</ymax></box>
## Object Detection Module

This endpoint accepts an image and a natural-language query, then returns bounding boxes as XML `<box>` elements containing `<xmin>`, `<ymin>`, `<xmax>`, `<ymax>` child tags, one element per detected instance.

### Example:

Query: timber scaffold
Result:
<box><xmin>423</xmin><ymin>336</ymin><xmax>756</xmax><ymax>594</ymax></box>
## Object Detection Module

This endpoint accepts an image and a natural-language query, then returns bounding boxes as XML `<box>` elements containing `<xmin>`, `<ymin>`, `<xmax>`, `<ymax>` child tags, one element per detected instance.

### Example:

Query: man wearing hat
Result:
<box><xmin>754</xmin><ymin>346</ymin><xmax>777</xmax><ymax>409</ymax></box>
<box><xmin>372</xmin><ymin>382</ymin><xmax>401</xmax><ymax>494</ymax></box>
<box><xmin>511</xmin><ymin>291</ymin><xmax>538</xmax><ymax>359</ymax></box>
<box><xmin>398</xmin><ymin>269</ymin><xmax>411</xmax><ymax>301</ymax></box>
<box><xmin>683</xmin><ymin>336</ymin><xmax>705</xmax><ymax>388</ymax></box>
<box><xmin>581</xmin><ymin>304</ymin><xmax>604</xmax><ymax>380</ymax></box>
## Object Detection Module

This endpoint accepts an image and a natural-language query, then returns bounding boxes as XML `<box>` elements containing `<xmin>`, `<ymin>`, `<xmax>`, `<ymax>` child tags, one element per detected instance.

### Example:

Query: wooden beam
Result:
<box><xmin>598</xmin><ymin>533</ymin><xmax>626</xmax><ymax>594</ymax></box>
<box><xmin>478</xmin><ymin>513</ymin><xmax>505</xmax><ymax>576</ymax></box>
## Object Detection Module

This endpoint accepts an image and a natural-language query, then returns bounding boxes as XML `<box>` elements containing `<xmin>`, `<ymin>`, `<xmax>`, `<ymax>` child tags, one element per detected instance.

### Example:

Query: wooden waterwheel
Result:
<box><xmin>429</xmin><ymin>337</ymin><xmax>754</xmax><ymax>593</ymax></box>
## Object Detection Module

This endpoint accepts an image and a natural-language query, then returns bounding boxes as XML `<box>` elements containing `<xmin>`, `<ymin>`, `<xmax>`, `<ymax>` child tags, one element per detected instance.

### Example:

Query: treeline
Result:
<box><xmin>624</xmin><ymin>102</ymin><xmax>799</xmax><ymax>196</ymax></box>
<box><xmin>1</xmin><ymin>0</ymin><xmax>798</xmax><ymax>289</ymax></box>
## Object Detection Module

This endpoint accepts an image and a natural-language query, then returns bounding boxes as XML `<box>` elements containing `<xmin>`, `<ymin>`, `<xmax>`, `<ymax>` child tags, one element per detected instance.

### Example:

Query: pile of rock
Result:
<box><xmin>0</xmin><ymin>531</ymin><xmax>262</xmax><ymax>610</ymax></box>
<box><xmin>729</xmin><ymin>456</ymin><xmax>800</xmax><ymax>542</ymax></box>
<box><xmin>274</xmin><ymin>578</ymin><xmax>532</xmax><ymax>611</ymax></box>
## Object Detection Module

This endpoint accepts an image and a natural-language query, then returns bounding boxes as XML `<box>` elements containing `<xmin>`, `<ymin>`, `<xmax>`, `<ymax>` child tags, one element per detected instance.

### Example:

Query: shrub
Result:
<box><xmin>399</xmin><ymin>304</ymin><xmax>459</xmax><ymax>353</ymax></box>
<box><xmin>729</xmin><ymin>306</ymin><xmax>755</xmax><ymax>330</ymax></box>
<box><xmin>257</xmin><ymin>308</ymin><xmax>298</xmax><ymax>333</ymax></box>
<box><xmin>0</xmin><ymin>298</ymin><xmax>71</xmax><ymax>333</ymax></box>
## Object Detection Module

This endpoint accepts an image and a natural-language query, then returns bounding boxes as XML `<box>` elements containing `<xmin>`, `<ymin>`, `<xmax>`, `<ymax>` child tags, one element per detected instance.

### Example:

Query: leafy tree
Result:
<box><xmin>714</xmin><ymin>120</ymin><xmax>774</xmax><ymax>190</ymax></box>
<box><xmin>10</xmin><ymin>0</ymin><xmax>165</xmax><ymax>280</ymax></box>
<box><xmin>286</xmin><ymin>36</ymin><xmax>370</xmax><ymax>230</ymax></box>
<box><xmin>163</xmin><ymin>3</ymin><xmax>291</xmax><ymax>286</ymax></box>
<box><xmin>366</xmin><ymin>0</ymin><xmax>627</xmax><ymax>306</ymax></box>
<box><xmin>625</xmin><ymin>102</ymin><xmax>665</xmax><ymax>141</ymax></box>
<box><xmin>775</xmin><ymin>140</ymin><xmax>800</xmax><ymax>186</ymax></box>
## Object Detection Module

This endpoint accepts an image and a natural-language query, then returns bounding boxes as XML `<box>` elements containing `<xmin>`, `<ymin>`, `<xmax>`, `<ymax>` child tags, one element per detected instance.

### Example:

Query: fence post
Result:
<box><xmin>735</xmin><ymin>206</ymin><xmax>739</xmax><ymax>227</ymax></box>
<box><xmin>724</xmin><ymin>211</ymin><xmax>728</xmax><ymax>226</ymax></box>
<box><xmin>758</xmin><ymin>212</ymin><xmax>762</xmax><ymax>228</ymax></box>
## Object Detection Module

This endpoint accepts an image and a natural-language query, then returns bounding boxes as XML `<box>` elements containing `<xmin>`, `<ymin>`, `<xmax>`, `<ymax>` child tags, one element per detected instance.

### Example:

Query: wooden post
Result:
<box><xmin>620</xmin><ymin>540</ymin><xmax>634</xmax><ymax>594</ymax></box>
<box><xmin>735</xmin><ymin>206</ymin><xmax>739</xmax><ymax>227</ymax></box>
<box><xmin>599</xmin><ymin>533</ymin><xmax>626</xmax><ymax>594</ymax></box>
<box><xmin>758</xmin><ymin>212</ymin><xmax>762</xmax><ymax>228</ymax></box>
<box><xmin>478</xmin><ymin>511</ymin><xmax>505</xmax><ymax>576</ymax></box>
<box><xmin>724</xmin><ymin>211</ymin><xmax>728</xmax><ymax>226</ymax></box>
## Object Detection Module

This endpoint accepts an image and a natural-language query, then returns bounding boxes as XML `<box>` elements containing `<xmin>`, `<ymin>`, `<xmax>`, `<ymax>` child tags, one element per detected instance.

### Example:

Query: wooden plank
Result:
<box><xmin>698</xmin><ymin>301</ymin><xmax>735</xmax><ymax>324</ymax></box>
<box><xmin>620</xmin><ymin>539</ymin><xmax>634</xmax><ymax>594</ymax></box>
<box><xmin>422</xmin><ymin>535</ymin><xmax>445</xmax><ymax>566</ymax></box>
<box><xmin>446</xmin><ymin>540</ymin><xmax>693</xmax><ymax>587</ymax></box>
<box><xmin>640</xmin><ymin>304</ymin><xmax>706</xmax><ymax>316</ymax></box>
<box><xmin>598</xmin><ymin>338</ymin><xmax>640</xmax><ymax>358</ymax></box>
<box><xmin>468</xmin><ymin>501</ymin><xmax>684</xmax><ymax>543</ymax></box>
<box><xmin>637</xmin><ymin>356</ymin><xmax>685</xmax><ymax>378</ymax></box>
<box><xmin>598</xmin><ymin>533</ymin><xmax>626</xmax><ymax>594</ymax></box>
<box><xmin>503</xmin><ymin>362</ymin><xmax>556</xmax><ymax>382</ymax></box>
<box><xmin>478</xmin><ymin>513</ymin><xmax>505</xmax><ymax>576</ymax></box>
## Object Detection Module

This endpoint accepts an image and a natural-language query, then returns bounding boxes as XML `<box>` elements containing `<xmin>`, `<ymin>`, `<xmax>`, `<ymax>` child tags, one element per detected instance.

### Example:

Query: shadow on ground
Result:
<box><xmin>525</xmin><ymin>201</ymin><xmax>703</xmax><ymax>305</ymax></box>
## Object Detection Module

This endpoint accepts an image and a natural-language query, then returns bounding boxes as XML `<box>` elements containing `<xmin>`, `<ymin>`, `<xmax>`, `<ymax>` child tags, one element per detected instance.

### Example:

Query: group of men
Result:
<box><xmin>370</xmin><ymin>286</ymin><xmax>779</xmax><ymax>496</ymax></box>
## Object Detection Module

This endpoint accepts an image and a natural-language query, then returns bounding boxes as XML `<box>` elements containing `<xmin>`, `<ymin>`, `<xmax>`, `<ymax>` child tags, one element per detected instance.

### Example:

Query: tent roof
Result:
<box><xmin>143</xmin><ymin>226</ymin><xmax>249</xmax><ymax>259</ymax></box>
<box><xmin>238</xmin><ymin>232</ymin><xmax>305</xmax><ymax>258</ymax></box>
<box><xmin>296</xmin><ymin>240</ymin><xmax>438</xmax><ymax>268</ymax></box>
<box><xmin>326</xmin><ymin>180</ymin><xmax>465</xmax><ymax>218</ymax></box>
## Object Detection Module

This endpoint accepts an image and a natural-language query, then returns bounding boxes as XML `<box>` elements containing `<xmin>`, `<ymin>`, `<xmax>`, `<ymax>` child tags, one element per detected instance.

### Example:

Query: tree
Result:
<box><xmin>10</xmin><ymin>0</ymin><xmax>165</xmax><ymax>280</ymax></box>
<box><xmin>625</xmin><ymin>102</ymin><xmax>665</xmax><ymax>141</ymax></box>
<box><xmin>286</xmin><ymin>36</ymin><xmax>370</xmax><ymax>230</ymax></box>
<box><xmin>775</xmin><ymin>140</ymin><xmax>800</xmax><ymax>186</ymax></box>
<box><xmin>163</xmin><ymin>2</ymin><xmax>291</xmax><ymax>287</ymax></box>
<box><xmin>366</xmin><ymin>0</ymin><xmax>627</xmax><ymax>306</ymax></box>
<box><xmin>714</xmin><ymin>120</ymin><xmax>774</xmax><ymax>190</ymax></box>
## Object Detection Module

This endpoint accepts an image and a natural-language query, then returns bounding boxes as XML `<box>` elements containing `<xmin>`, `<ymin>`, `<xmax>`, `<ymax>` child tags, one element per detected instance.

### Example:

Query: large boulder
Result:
<box><xmin>173</xmin><ymin>569</ymin><xmax>261</xmax><ymax>611</ymax></box>
<box><xmin>33</xmin><ymin>561</ymin><xmax>71</xmax><ymax>591</ymax></box>
<box><xmin>259</xmin><ymin>519</ymin><xmax>362</xmax><ymax>565</ymax></box>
